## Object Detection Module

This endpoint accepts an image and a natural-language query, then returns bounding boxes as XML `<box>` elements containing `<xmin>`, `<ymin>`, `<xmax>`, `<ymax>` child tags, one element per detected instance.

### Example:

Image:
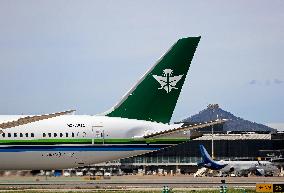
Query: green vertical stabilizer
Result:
<box><xmin>104</xmin><ymin>37</ymin><xmax>200</xmax><ymax>123</ymax></box>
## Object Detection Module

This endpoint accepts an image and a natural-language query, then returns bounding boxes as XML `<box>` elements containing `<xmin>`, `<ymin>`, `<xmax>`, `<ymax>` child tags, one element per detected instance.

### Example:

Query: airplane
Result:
<box><xmin>198</xmin><ymin>144</ymin><xmax>279</xmax><ymax>176</ymax></box>
<box><xmin>0</xmin><ymin>36</ymin><xmax>225</xmax><ymax>170</ymax></box>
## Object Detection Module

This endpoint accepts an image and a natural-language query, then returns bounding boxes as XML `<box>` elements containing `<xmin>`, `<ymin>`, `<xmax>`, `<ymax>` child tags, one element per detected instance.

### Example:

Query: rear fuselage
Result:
<box><xmin>0</xmin><ymin>115</ymin><xmax>185</xmax><ymax>170</ymax></box>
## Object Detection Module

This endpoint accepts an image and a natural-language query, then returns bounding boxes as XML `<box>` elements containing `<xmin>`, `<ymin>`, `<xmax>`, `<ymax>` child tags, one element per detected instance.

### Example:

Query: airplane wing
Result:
<box><xmin>0</xmin><ymin>109</ymin><xmax>75</xmax><ymax>133</ymax></box>
<box><xmin>143</xmin><ymin>119</ymin><xmax>226</xmax><ymax>139</ymax></box>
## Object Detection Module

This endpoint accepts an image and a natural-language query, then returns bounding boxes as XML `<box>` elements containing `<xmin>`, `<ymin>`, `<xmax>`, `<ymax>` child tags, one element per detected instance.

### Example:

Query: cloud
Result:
<box><xmin>249</xmin><ymin>80</ymin><xmax>257</xmax><ymax>85</ymax></box>
<box><xmin>274</xmin><ymin>79</ymin><xmax>283</xmax><ymax>84</ymax></box>
<box><xmin>249</xmin><ymin>79</ymin><xmax>283</xmax><ymax>86</ymax></box>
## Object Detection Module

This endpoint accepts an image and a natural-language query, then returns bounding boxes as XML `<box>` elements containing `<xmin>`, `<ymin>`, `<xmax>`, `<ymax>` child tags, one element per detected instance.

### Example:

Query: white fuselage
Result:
<box><xmin>219</xmin><ymin>160</ymin><xmax>277</xmax><ymax>174</ymax></box>
<box><xmin>0</xmin><ymin>115</ymin><xmax>183</xmax><ymax>170</ymax></box>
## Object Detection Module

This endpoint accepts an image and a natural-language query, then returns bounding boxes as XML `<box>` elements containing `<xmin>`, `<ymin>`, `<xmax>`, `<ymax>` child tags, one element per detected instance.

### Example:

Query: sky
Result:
<box><xmin>0</xmin><ymin>0</ymin><xmax>283</xmax><ymax>128</ymax></box>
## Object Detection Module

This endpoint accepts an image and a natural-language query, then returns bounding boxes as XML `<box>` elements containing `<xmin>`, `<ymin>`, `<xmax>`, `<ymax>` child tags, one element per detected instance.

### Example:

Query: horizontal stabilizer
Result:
<box><xmin>0</xmin><ymin>110</ymin><xmax>75</xmax><ymax>132</ymax></box>
<box><xmin>143</xmin><ymin>119</ymin><xmax>226</xmax><ymax>139</ymax></box>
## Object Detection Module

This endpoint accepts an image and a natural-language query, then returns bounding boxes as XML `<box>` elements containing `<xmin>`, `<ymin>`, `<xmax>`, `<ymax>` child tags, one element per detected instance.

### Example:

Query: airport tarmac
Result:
<box><xmin>0</xmin><ymin>175</ymin><xmax>283</xmax><ymax>190</ymax></box>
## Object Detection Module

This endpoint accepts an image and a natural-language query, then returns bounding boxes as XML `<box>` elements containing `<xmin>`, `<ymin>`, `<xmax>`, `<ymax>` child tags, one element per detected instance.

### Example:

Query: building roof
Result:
<box><xmin>193</xmin><ymin>133</ymin><xmax>271</xmax><ymax>140</ymax></box>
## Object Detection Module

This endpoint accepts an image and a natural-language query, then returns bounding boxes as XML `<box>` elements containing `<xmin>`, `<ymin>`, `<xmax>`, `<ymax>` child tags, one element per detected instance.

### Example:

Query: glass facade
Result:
<box><xmin>121</xmin><ymin>135</ymin><xmax>284</xmax><ymax>164</ymax></box>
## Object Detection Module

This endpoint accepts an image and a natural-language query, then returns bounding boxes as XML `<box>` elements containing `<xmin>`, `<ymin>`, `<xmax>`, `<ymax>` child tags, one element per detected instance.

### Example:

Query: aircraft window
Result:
<box><xmin>25</xmin><ymin>133</ymin><xmax>28</xmax><ymax>137</ymax></box>
<box><xmin>65</xmin><ymin>133</ymin><xmax>68</xmax><ymax>137</ymax></box>
<box><xmin>48</xmin><ymin>133</ymin><xmax>51</xmax><ymax>137</ymax></box>
<box><xmin>20</xmin><ymin>133</ymin><xmax>23</xmax><ymax>137</ymax></box>
<box><xmin>54</xmin><ymin>133</ymin><xmax>57</xmax><ymax>137</ymax></box>
<box><xmin>8</xmin><ymin>133</ymin><xmax>11</xmax><ymax>137</ymax></box>
<box><xmin>60</xmin><ymin>133</ymin><xmax>63</xmax><ymax>137</ymax></box>
<box><xmin>43</xmin><ymin>133</ymin><xmax>46</xmax><ymax>137</ymax></box>
<box><xmin>2</xmin><ymin>133</ymin><xmax>5</xmax><ymax>138</ymax></box>
<box><xmin>14</xmin><ymin>133</ymin><xmax>17</xmax><ymax>137</ymax></box>
<box><xmin>72</xmin><ymin>132</ymin><xmax>75</xmax><ymax>137</ymax></box>
<box><xmin>31</xmin><ymin>133</ymin><xmax>34</xmax><ymax>137</ymax></box>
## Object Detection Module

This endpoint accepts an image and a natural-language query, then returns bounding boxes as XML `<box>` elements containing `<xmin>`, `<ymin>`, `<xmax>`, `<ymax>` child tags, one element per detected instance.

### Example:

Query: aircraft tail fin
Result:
<box><xmin>103</xmin><ymin>37</ymin><xmax>201</xmax><ymax>123</ymax></box>
<box><xmin>199</xmin><ymin>145</ymin><xmax>226</xmax><ymax>170</ymax></box>
<box><xmin>200</xmin><ymin>145</ymin><xmax>215</xmax><ymax>165</ymax></box>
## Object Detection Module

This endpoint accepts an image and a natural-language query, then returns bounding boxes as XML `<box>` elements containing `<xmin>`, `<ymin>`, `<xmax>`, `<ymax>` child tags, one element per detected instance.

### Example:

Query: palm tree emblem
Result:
<box><xmin>153</xmin><ymin>69</ymin><xmax>183</xmax><ymax>93</ymax></box>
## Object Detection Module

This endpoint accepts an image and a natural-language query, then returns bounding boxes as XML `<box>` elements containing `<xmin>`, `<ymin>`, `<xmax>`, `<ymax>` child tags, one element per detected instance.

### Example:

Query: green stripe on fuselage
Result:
<box><xmin>0</xmin><ymin>138</ymin><xmax>189</xmax><ymax>145</ymax></box>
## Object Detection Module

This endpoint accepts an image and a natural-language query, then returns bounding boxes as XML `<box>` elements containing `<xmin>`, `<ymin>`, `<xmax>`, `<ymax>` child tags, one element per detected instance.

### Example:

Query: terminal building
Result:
<box><xmin>109</xmin><ymin>132</ymin><xmax>284</xmax><ymax>174</ymax></box>
<box><xmin>91</xmin><ymin>105</ymin><xmax>284</xmax><ymax>175</ymax></box>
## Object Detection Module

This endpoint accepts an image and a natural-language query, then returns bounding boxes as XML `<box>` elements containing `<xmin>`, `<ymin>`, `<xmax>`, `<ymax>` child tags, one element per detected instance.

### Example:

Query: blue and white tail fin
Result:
<box><xmin>199</xmin><ymin>145</ymin><xmax>226</xmax><ymax>170</ymax></box>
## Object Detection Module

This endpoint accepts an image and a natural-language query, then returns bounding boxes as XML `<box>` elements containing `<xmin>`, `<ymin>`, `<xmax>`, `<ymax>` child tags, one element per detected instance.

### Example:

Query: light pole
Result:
<box><xmin>212</xmin><ymin>107</ymin><xmax>214</xmax><ymax>159</ymax></box>
<box><xmin>212</xmin><ymin>125</ymin><xmax>214</xmax><ymax>159</ymax></box>
<box><xmin>211</xmin><ymin>107</ymin><xmax>219</xmax><ymax>159</ymax></box>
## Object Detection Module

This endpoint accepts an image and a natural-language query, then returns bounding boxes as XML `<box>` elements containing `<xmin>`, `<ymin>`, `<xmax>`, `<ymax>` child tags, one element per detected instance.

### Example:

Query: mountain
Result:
<box><xmin>182</xmin><ymin>104</ymin><xmax>276</xmax><ymax>132</ymax></box>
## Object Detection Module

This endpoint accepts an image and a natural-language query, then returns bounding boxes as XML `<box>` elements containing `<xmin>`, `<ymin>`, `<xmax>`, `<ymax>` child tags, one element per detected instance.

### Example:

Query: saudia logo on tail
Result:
<box><xmin>153</xmin><ymin>69</ymin><xmax>183</xmax><ymax>93</ymax></box>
